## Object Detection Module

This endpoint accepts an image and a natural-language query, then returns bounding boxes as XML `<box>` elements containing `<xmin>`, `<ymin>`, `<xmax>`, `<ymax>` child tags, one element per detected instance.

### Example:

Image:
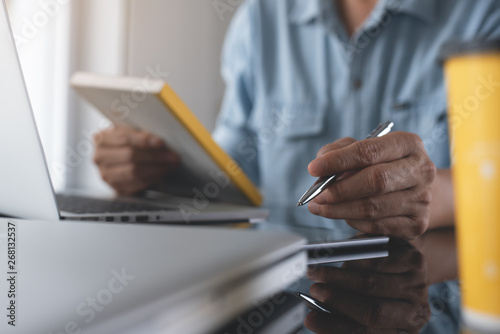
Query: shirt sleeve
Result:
<box><xmin>476</xmin><ymin>0</ymin><xmax>500</xmax><ymax>38</ymax></box>
<box><xmin>212</xmin><ymin>1</ymin><xmax>260</xmax><ymax>186</ymax></box>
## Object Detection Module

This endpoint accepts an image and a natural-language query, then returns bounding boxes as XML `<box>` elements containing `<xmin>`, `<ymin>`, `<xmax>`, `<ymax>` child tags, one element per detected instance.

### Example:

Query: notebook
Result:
<box><xmin>71</xmin><ymin>72</ymin><xmax>261</xmax><ymax>207</ymax></box>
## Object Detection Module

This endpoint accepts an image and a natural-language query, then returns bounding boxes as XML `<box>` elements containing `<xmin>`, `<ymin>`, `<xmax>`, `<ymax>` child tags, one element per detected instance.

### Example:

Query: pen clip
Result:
<box><xmin>366</xmin><ymin>121</ymin><xmax>394</xmax><ymax>139</ymax></box>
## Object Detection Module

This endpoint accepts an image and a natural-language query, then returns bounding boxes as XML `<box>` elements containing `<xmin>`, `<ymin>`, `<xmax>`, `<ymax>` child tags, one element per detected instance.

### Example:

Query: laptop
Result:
<box><xmin>255</xmin><ymin>224</ymin><xmax>389</xmax><ymax>264</ymax></box>
<box><xmin>215</xmin><ymin>292</ymin><xmax>306</xmax><ymax>334</ymax></box>
<box><xmin>0</xmin><ymin>218</ymin><xmax>307</xmax><ymax>334</ymax></box>
<box><xmin>0</xmin><ymin>0</ymin><xmax>267</xmax><ymax>224</ymax></box>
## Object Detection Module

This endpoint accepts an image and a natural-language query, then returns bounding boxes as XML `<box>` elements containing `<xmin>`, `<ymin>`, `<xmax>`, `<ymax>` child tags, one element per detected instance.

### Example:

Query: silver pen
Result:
<box><xmin>297</xmin><ymin>121</ymin><xmax>394</xmax><ymax>207</ymax></box>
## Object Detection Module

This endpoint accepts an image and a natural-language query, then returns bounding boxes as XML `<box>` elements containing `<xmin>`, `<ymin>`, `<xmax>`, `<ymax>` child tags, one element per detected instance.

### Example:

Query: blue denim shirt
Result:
<box><xmin>213</xmin><ymin>0</ymin><xmax>500</xmax><ymax>229</ymax></box>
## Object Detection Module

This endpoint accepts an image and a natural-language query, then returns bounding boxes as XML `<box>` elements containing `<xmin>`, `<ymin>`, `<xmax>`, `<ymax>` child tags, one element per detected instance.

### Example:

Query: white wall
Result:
<box><xmin>64</xmin><ymin>0</ymin><xmax>130</xmax><ymax>193</ymax></box>
<box><xmin>127</xmin><ymin>0</ymin><xmax>236</xmax><ymax>131</ymax></box>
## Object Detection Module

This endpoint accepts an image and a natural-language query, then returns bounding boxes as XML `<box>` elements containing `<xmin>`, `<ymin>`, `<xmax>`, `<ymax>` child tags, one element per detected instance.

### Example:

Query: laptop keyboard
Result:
<box><xmin>56</xmin><ymin>194</ymin><xmax>169</xmax><ymax>214</ymax></box>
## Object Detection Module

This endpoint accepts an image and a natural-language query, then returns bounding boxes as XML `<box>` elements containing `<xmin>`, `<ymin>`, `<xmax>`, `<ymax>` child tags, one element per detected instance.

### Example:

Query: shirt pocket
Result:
<box><xmin>383</xmin><ymin>92</ymin><xmax>450</xmax><ymax>167</ymax></box>
<box><xmin>384</xmin><ymin>93</ymin><xmax>447</xmax><ymax>138</ymax></box>
<box><xmin>250</xmin><ymin>100</ymin><xmax>327</xmax><ymax>141</ymax></box>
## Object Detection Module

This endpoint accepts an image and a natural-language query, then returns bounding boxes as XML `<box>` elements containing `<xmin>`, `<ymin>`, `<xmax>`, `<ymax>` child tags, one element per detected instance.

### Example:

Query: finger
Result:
<box><xmin>94</xmin><ymin>127</ymin><xmax>138</xmax><ymax>147</ymax></box>
<box><xmin>110</xmin><ymin>169</ymin><xmax>170</xmax><ymax>195</ymax></box>
<box><xmin>316</xmin><ymin>137</ymin><xmax>356</xmax><ymax>158</ymax></box>
<box><xmin>94</xmin><ymin>147</ymin><xmax>179</xmax><ymax>167</ymax></box>
<box><xmin>312</xmin><ymin>156</ymin><xmax>426</xmax><ymax>204</ymax></box>
<box><xmin>307</xmin><ymin>266</ymin><xmax>427</xmax><ymax>300</ymax></box>
<box><xmin>305</xmin><ymin>311</ymin><xmax>404</xmax><ymax>334</ymax></box>
<box><xmin>112</xmin><ymin>178</ymin><xmax>159</xmax><ymax>195</ymax></box>
<box><xmin>309</xmin><ymin>190</ymin><xmax>425</xmax><ymax>220</ymax></box>
<box><xmin>308</xmin><ymin>132</ymin><xmax>424</xmax><ymax>177</ymax></box>
<box><xmin>100</xmin><ymin>163</ymin><xmax>172</xmax><ymax>187</ymax></box>
<box><xmin>345</xmin><ymin>215</ymin><xmax>429</xmax><ymax>239</ymax></box>
<box><xmin>112</xmin><ymin>182</ymin><xmax>150</xmax><ymax>195</ymax></box>
<box><xmin>96</xmin><ymin>127</ymin><xmax>165</xmax><ymax>148</ymax></box>
<box><xmin>310</xmin><ymin>283</ymin><xmax>430</xmax><ymax>330</ymax></box>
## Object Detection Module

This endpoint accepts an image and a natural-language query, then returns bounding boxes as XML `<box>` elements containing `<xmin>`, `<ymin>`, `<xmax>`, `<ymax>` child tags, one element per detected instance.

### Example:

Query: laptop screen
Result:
<box><xmin>0</xmin><ymin>0</ymin><xmax>59</xmax><ymax>220</ymax></box>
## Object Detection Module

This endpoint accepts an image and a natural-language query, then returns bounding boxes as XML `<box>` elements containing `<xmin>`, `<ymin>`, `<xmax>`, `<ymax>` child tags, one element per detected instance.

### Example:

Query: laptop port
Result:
<box><xmin>121</xmin><ymin>216</ymin><xmax>130</xmax><ymax>222</ymax></box>
<box><xmin>81</xmin><ymin>217</ymin><xmax>98</xmax><ymax>221</ymax></box>
<box><xmin>136</xmin><ymin>215</ymin><xmax>148</xmax><ymax>222</ymax></box>
<box><xmin>105</xmin><ymin>216</ymin><xmax>114</xmax><ymax>222</ymax></box>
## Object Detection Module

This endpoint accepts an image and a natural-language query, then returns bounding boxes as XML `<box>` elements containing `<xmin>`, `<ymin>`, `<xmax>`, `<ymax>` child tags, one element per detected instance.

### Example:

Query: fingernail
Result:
<box><xmin>308</xmin><ymin>202</ymin><xmax>319</xmax><ymax>215</ymax></box>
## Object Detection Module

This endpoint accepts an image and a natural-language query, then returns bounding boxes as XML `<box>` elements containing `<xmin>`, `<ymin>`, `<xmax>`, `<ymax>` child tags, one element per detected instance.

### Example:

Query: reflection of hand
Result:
<box><xmin>93</xmin><ymin>126</ymin><xmax>180</xmax><ymax>194</ymax></box>
<box><xmin>307</xmin><ymin>132</ymin><xmax>436</xmax><ymax>239</ymax></box>
<box><xmin>305</xmin><ymin>242</ymin><xmax>430</xmax><ymax>333</ymax></box>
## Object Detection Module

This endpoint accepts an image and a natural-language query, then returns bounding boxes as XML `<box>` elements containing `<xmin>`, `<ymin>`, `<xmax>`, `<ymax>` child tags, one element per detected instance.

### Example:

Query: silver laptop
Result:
<box><xmin>0</xmin><ymin>218</ymin><xmax>306</xmax><ymax>334</ymax></box>
<box><xmin>0</xmin><ymin>0</ymin><xmax>267</xmax><ymax>224</ymax></box>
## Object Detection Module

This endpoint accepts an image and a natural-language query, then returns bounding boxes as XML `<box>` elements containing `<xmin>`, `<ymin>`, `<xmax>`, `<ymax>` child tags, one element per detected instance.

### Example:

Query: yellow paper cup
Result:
<box><xmin>442</xmin><ymin>39</ymin><xmax>500</xmax><ymax>333</ymax></box>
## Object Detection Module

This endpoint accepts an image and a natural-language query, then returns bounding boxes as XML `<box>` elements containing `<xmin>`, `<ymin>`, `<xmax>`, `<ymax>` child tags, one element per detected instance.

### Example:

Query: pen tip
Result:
<box><xmin>297</xmin><ymin>202</ymin><xmax>303</xmax><ymax>207</ymax></box>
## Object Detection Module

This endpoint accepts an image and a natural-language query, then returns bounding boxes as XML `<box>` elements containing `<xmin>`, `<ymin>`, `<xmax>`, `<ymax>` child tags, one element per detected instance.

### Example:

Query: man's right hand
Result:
<box><xmin>93</xmin><ymin>126</ymin><xmax>180</xmax><ymax>195</ymax></box>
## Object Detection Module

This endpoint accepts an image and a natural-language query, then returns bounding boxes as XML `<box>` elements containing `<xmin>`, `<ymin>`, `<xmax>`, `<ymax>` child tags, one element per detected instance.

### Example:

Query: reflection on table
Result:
<box><xmin>220</xmin><ymin>206</ymin><xmax>460</xmax><ymax>334</ymax></box>
<box><xmin>304</xmin><ymin>231</ymin><xmax>459</xmax><ymax>334</ymax></box>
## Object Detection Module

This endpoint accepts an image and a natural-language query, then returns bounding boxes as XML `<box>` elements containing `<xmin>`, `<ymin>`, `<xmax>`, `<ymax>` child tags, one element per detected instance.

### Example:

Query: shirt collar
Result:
<box><xmin>288</xmin><ymin>0</ymin><xmax>324</xmax><ymax>25</ymax></box>
<box><xmin>289</xmin><ymin>0</ymin><xmax>437</xmax><ymax>26</ymax></box>
<box><xmin>389</xmin><ymin>0</ymin><xmax>437</xmax><ymax>23</ymax></box>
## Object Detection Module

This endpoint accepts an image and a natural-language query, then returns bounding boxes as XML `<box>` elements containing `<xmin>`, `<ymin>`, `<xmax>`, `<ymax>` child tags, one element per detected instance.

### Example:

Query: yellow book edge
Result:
<box><xmin>156</xmin><ymin>84</ymin><xmax>262</xmax><ymax>207</ymax></box>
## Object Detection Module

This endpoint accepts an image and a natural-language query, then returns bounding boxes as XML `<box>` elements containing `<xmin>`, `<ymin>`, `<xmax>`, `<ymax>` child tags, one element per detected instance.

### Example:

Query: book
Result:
<box><xmin>70</xmin><ymin>72</ymin><xmax>262</xmax><ymax>206</ymax></box>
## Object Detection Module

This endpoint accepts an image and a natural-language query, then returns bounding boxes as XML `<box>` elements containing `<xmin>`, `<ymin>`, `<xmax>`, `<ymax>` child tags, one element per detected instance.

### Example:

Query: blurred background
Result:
<box><xmin>5</xmin><ymin>0</ymin><xmax>240</xmax><ymax>193</ymax></box>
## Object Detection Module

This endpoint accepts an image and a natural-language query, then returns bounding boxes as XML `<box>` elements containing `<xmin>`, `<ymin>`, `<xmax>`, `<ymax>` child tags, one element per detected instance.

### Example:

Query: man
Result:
<box><xmin>93</xmin><ymin>0</ymin><xmax>500</xmax><ymax>239</ymax></box>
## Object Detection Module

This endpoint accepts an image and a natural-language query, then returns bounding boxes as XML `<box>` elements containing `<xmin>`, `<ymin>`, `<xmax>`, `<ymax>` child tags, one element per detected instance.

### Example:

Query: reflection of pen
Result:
<box><xmin>297</xmin><ymin>121</ymin><xmax>394</xmax><ymax>207</ymax></box>
<box><xmin>295</xmin><ymin>292</ymin><xmax>332</xmax><ymax>314</ymax></box>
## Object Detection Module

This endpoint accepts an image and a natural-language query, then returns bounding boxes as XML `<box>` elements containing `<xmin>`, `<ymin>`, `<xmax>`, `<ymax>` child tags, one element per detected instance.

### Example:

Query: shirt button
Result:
<box><xmin>353</xmin><ymin>79</ymin><xmax>363</xmax><ymax>90</ymax></box>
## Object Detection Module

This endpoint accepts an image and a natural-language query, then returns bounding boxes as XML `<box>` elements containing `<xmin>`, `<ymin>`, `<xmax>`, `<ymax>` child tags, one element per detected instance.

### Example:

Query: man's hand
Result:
<box><xmin>93</xmin><ymin>126</ymin><xmax>180</xmax><ymax>195</ymax></box>
<box><xmin>307</xmin><ymin>132</ymin><xmax>436</xmax><ymax>239</ymax></box>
